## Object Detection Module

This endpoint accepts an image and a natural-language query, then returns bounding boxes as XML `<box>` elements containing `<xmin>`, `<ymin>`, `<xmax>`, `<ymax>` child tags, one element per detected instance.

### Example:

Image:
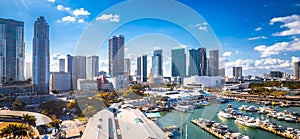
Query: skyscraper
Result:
<box><xmin>219</xmin><ymin>68</ymin><xmax>225</xmax><ymax>77</ymax></box>
<box><xmin>124</xmin><ymin>58</ymin><xmax>131</xmax><ymax>81</ymax></box>
<box><xmin>0</xmin><ymin>18</ymin><xmax>25</xmax><ymax>83</ymax></box>
<box><xmin>293</xmin><ymin>61</ymin><xmax>300</xmax><ymax>80</ymax></box>
<box><xmin>33</xmin><ymin>16</ymin><xmax>49</xmax><ymax>94</ymax></box>
<box><xmin>186</xmin><ymin>49</ymin><xmax>199</xmax><ymax>76</ymax></box>
<box><xmin>233</xmin><ymin>67</ymin><xmax>242</xmax><ymax>79</ymax></box>
<box><xmin>136</xmin><ymin>55</ymin><xmax>147</xmax><ymax>82</ymax></box>
<box><xmin>136</xmin><ymin>56</ymin><xmax>141</xmax><ymax>82</ymax></box>
<box><xmin>209</xmin><ymin>50</ymin><xmax>219</xmax><ymax>76</ymax></box>
<box><xmin>67</xmin><ymin>55</ymin><xmax>86</xmax><ymax>90</ymax></box>
<box><xmin>171</xmin><ymin>48</ymin><xmax>186</xmax><ymax>78</ymax></box>
<box><xmin>25</xmin><ymin>62</ymin><xmax>32</xmax><ymax>79</ymax></box>
<box><xmin>142</xmin><ymin>55</ymin><xmax>147</xmax><ymax>82</ymax></box>
<box><xmin>59</xmin><ymin>59</ymin><xmax>65</xmax><ymax>72</ymax></box>
<box><xmin>152</xmin><ymin>49</ymin><xmax>163</xmax><ymax>76</ymax></box>
<box><xmin>109</xmin><ymin>35</ymin><xmax>124</xmax><ymax>77</ymax></box>
<box><xmin>199</xmin><ymin>48</ymin><xmax>207</xmax><ymax>76</ymax></box>
<box><xmin>86</xmin><ymin>56</ymin><xmax>99</xmax><ymax>80</ymax></box>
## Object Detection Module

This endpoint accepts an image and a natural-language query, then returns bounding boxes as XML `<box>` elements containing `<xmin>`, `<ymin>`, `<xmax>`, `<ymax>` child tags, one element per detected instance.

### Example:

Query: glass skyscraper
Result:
<box><xmin>152</xmin><ymin>49</ymin><xmax>163</xmax><ymax>76</ymax></box>
<box><xmin>109</xmin><ymin>35</ymin><xmax>124</xmax><ymax>77</ymax></box>
<box><xmin>0</xmin><ymin>18</ymin><xmax>25</xmax><ymax>83</ymax></box>
<box><xmin>209</xmin><ymin>50</ymin><xmax>219</xmax><ymax>76</ymax></box>
<box><xmin>32</xmin><ymin>16</ymin><xmax>49</xmax><ymax>94</ymax></box>
<box><xmin>171</xmin><ymin>48</ymin><xmax>186</xmax><ymax>78</ymax></box>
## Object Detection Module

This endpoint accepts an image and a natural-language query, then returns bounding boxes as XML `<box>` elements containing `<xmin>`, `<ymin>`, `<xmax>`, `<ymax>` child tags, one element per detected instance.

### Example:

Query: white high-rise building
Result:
<box><xmin>86</xmin><ymin>56</ymin><xmax>99</xmax><ymax>80</ymax></box>
<box><xmin>293</xmin><ymin>61</ymin><xmax>300</xmax><ymax>80</ymax></box>
<box><xmin>25</xmin><ymin>62</ymin><xmax>32</xmax><ymax>79</ymax></box>
<box><xmin>59</xmin><ymin>59</ymin><xmax>65</xmax><ymax>72</ymax></box>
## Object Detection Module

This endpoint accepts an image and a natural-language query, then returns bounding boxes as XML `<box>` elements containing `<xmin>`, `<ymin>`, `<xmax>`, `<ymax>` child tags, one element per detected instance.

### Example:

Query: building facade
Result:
<box><xmin>186</xmin><ymin>49</ymin><xmax>199</xmax><ymax>76</ymax></box>
<box><xmin>171</xmin><ymin>48</ymin><xmax>186</xmax><ymax>78</ymax></box>
<box><xmin>209</xmin><ymin>50</ymin><xmax>219</xmax><ymax>76</ymax></box>
<box><xmin>0</xmin><ymin>18</ymin><xmax>25</xmax><ymax>83</ymax></box>
<box><xmin>50</xmin><ymin>72</ymin><xmax>70</xmax><ymax>92</ymax></box>
<box><xmin>109</xmin><ymin>35</ymin><xmax>124</xmax><ymax>77</ymax></box>
<box><xmin>32</xmin><ymin>16</ymin><xmax>50</xmax><ymax>94</ymax></box>
<box><xmin>86</xmin><ymin>56</ymin><xmax>99</xmax><ymax>80</ymax></box>
<box><xmin>199</xmin><ymin>48</ymin><xmax>207</xmax><ymax>76</ymax></box>
<box><xmin>152</xmin><ymin>49</ymin><xmax>163</xmax><ymax>76</ymax></box>
<box><xmin>233</xmin><ymin>67</ymin><xmax>242</xmax><ymax>79</ymax></box>
<box><xmin>67</xmin><ymin>55</ymin><xmax>86</xmax><ymax>90</ymax></box>
<box><xmin>59</xmin><ymin>59</ymin><xmax>65</xmax><ymax>72</ymax></box>
<box><xmin>293</xmin><ymin>61</ymin><xmax>300</xmax><ymax>80</ymax></box>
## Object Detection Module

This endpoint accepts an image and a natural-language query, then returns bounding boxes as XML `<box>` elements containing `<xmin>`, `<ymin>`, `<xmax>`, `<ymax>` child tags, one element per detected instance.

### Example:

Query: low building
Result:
<box><xmin>183</xmin><ymin>76</ymin><xmax>222</xmax><ymax>88</ymax></box>
<box><xmin>110</xmin><ymin>77</ymin><xmax>127</xmax><ymax>90</ymax></box>
<box><xmin>50</xmin><ymin>72</ymin><xmax>71</xmax><ymax>92</ymax></box>
<box><xmin>0</xmin><ymin>82</ymin><xmax>35</xmax><ymax>98</ymax></box>
<box><xmin>77</xmin><ymin>79</ymin><xmax>97</xmax><ymax>91</ymax></box>
<box><xmin>82</xmin><ymin>106</ymin><xmax>167</xmax><ymax>139</ymax></box>
<box><xmin>96</xmin><ymin>75</ymin><xmax>113</xmax><ymax>91</ymax></box>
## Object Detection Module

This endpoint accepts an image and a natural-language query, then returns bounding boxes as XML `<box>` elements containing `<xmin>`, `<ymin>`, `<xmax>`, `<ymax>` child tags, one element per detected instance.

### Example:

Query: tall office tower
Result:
<box><xmin>32</xmin><ymin>16</ymin><xmax>49</xmax><ymax>94</ymax></box>
<box><xmin>219</xmin><ymin>68</ymin><xmax>225</xmax><ymax>77</ymax></box>
<box><xmin>67</xmin><ymin>55</ymin><xmax>73</xmax><ymax>88</ymax></box>
<box><xmin>199</xmin><ymin>48</ymin><xmax>207</xmax><ymax>76</ymax></box>
<box><xmin>207</xmin><ymin>58</ymin><xmax>210</xmax><ymax>76</ymax></box>
<box><xmin>142</xmin><ymin>55</ymin><xmax>147</xmax><ymax>82</ymax></box>
<box><xmin>233</xmin><ymin>67</ymin><xmax>242</xmax><ymax>79</ymax></box>
<box><xmin>59</xmin><ymin>59</ymin><xmax>65</xmax><ymax>72</ymax></box>
<box><xmin>0</xmin><ymin>18</ymin><xmax>25</xmax><ymax>83</ymax></box>
<box><xmin>136</xmin><ymin>56</ymin><xmax>141</xmax><ymax>82</ymax></box>
<box><xmin>171</xmin><ymin>48</ymin><xmax>186</xmax><ymax>78</ymax></box>
<box><xmin>67</xmin><ymin>55</ymin><xmax>86</xmax><ymax>90</ymax></box>
<box><xmin>186</xmin><ymin>49</ymin><xmax>199</xmax><ymax>76</ymax></box>
<box><xmin>152</xmin><ymin>49</ymin><xmax>163</xmax><ymax>76</ymax></box>
<box><xmin>25</xmin><ymin>62</ymin><xmax>32</xmax><ymax>79</ymax></box>
<box><xmin>109</xmin><ymin>35</ymin><xmax>124</xmax><ymax>77</ymax></box>
<box><xmin>209</xmin><ymin>50</ymin><xmax>219</xmax><ymax>76</ymax></box>
<box><xmin>86</xmin><ymin>56</ymin><xmax>99</xmax><ymax>80</ymax></box>
<box><xmin>293</xmin><ymin>61</ymin><xmax>300</xmax><ymax>80</ymax></box>
<box><xmin>124</xmin><ymin>58</ymin><xmax>130</xmax><ymax>78</ymax></box>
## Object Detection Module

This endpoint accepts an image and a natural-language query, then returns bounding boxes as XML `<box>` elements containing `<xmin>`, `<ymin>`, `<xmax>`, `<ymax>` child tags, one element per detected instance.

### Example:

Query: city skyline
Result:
<box><xmin>0</xmin><ymin>0</ymin><xmax>300</xmax><ymax>77</ymax></box>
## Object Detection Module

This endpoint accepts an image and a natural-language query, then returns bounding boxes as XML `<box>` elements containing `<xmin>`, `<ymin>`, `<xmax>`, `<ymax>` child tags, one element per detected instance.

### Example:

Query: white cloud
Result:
<box><xmin>194</xmin><ymin>23</ymin><xmax>208</xmax><ymax>32</ymax></box>
<box><xmin>270</xmin><ymin>14</ymin><xmax>300</xmax><ymax>36</ymax></box>
<box><xmin>248</xmin><ymin>36</ymin><xmax>267</xmax><ymax>41</ymax></box>
<box><xmin>72</xmin><ymin>8</ymin><xmax>90</xmax><ymax>16</ymax></box>
<box><xmin>255</xmin><ymin>27</ymin><xmax>262</xmax><ymax>31</ymax></box>
<box><xmin>292</xmin><ymin>56</ymin><xmax>300</xmax><ymax>63</ymax></box>
<box><xmin>235</xmin><ymin>50</ymin><xmax>239</xmax><ymax>54</ymax></box>
<box><xmin>57</xmin><ymin>5</ymin><xmax>70</xmax><ymax>11</ymax></box>
<box><xmin>57</xmin><ymin>16</ymin><xmax>76</xmax><ymax>23</ymax></box>
<box><xmin>47</xmin><ymin>0</ymin><xmax>55</xmax><ymax>2</ymax></box>
<box><xmin>225</xmin><ymin>58</ymin><xmax>292</xmax><ymax>72</ymax></box>
<box><xmin>96</xmin><ymin>14</ymin><xmax>120</xmax><ymax>22</ymax></box>
<box><xmin>223</xmin><ymin>52</ymin><xmax>232</xmax><ymax>57</ymax></box>
<box><xmin>78</xmin><ymin>19</ymin><xmax>84</xmax><ymax>23</ymax></box>
<box><xmin>254</xmin><ymin>37</ymin><xmax>300</xmax><ymax>57</ymax></box>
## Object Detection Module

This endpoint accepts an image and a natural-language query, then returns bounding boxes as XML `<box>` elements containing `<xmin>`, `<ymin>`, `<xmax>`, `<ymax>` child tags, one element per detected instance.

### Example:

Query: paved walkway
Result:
<box><xmin>0</xmin><ymin>110</ymin><xmax>52</xmax><ymax>126</ymax></box>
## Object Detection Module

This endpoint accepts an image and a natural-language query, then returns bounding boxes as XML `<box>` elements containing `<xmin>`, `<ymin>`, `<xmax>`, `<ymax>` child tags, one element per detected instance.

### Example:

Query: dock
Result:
<box><xmin>191</xmin><ymin>119</ymin><xmax>223</xmax><ymax>139</ymax></box>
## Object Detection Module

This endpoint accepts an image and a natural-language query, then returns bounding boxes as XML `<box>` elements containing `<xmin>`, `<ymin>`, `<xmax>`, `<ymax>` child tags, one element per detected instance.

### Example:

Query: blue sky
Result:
<box><xmin>0</xmin><ymin>0</ymin><xmax>300</xmax><ymax>77</ymax></box>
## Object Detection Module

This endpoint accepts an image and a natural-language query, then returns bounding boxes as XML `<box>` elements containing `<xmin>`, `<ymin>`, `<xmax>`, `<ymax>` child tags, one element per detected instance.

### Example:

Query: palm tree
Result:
<box><xmin>22</xmin><ymin>114</ymin><xmax>37</xmax><ymax>127</ymax></box>
<box><xmin>0</xmin><ymin>124</ymin><xmax>29</xmax><ymax>138</ymax></box>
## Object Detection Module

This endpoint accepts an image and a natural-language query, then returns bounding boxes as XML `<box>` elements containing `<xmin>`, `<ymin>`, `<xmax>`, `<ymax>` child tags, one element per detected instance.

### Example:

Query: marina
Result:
<box><xmin>156</xmin><ymin>101</ymin><xmax>300</xmax><ymax>139</ymax></box>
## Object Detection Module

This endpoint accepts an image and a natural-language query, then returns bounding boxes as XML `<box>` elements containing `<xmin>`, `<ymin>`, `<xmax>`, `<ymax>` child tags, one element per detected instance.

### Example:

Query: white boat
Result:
<box><xmin>235</xmin><ymin>116</ymin><xmax>258</xmax><ymax>128</ymax></box>
<box><xmin>246</xmin><ymin>106</ymin><xmax>258</xmax><ymax>112</ymax></box>
<box><xmin>173</xmin><ymin>105</ymin><xmax>194</xmax><ymax>113</ymax></box>
<box><xmin>217</xmin><ymin>110</ymin><xmax>232</xmax><ymax>119</ymax></box>
<box><xmin>238</xmin><ymin>105</ymin><xmax>247</xmax><ymax>111</ymax></box>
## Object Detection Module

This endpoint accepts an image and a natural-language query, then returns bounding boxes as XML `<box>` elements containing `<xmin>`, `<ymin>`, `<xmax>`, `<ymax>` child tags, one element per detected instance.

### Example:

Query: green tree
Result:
<box><xmin>22</xmin><ymin>114</ymin><xmax>37</xmax><ymax>127</ymax></box>
<box><xmin>0</xmin><ymin>124</ymin><xmax>29</xmax><ymax>138</ymax></box>
<box><xmin>12</xmin><ymin>99</ymin><xmax>26</xmax><ymax>111</ymax></box>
